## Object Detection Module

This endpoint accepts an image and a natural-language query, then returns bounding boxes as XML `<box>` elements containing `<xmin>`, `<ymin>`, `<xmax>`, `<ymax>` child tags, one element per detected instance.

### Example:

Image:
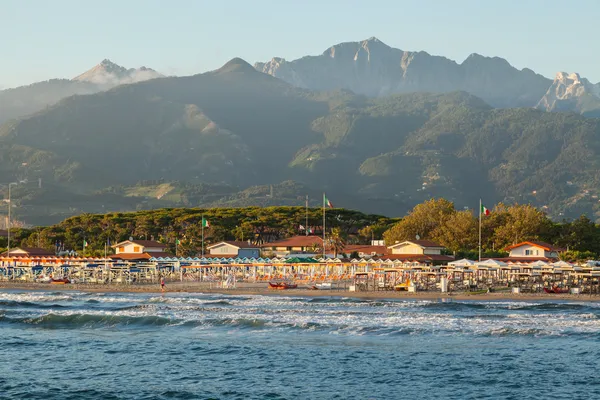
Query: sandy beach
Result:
<box><xmin>1</xmin><ymin>281</ymin><xmax>599</xmax><ymax>302</ymax></box>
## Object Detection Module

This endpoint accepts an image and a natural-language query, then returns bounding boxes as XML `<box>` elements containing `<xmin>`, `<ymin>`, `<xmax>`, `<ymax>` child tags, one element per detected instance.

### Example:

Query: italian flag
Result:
<box><xmin>481</xmin><ymin>204</ymin><xmax>491</xmax><ymax>216</ymax></box>
<box><xmin>83</xmin><ymin>239</ymin><xmax>88</xmax><ymax>248</ymax></box>
<box><xmin>323</xmin><ymin>194</ymin><xmax>333</xmax><ymax>208</ymax></box>
<box><xmin>202</xmin><ymin>217</ymin><xmax>210</xmax><ymax>228</ymax></box>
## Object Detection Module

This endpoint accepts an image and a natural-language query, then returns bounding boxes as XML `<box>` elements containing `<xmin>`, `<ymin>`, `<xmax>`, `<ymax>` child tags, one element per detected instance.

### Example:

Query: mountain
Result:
<box><xmin>255</xmin><ymin>37</ymin><xmax>551</xmax><ymax>108</ymax></box>
<box><xmin>0</xmin><ymin>60</ymin><xmax>162</xmax><ymax>124</ymax></box>
<box><xmin>536</xmin><ymin>72</ymin><xmax>600</xmax><ymax>117</ymax></box>
<box><xmin>2</xmin><ymin>58</ymin><xmax>600</xmax><ymax>225</ymax></box>
<box><xmin>73</xmin><ymin>59</ymin><xmax>163</xmax><ymax>86</ymax></box>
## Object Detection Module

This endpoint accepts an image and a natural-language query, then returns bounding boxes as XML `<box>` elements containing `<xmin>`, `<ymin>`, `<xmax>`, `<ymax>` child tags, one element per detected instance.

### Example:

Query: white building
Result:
<box><xmin>387</xmin><ymin>240</ymin><xmax>445</xmax><ymax>256</ymax></box>
<box><xmin>206</xmin><ymin>241</ymin><xmax>260</xmax><ymax>258</ymax></box>
<box><xmin>505</xmin><ymin>241</ymin><xmax>564</xmax><ymax>260</ymax></box>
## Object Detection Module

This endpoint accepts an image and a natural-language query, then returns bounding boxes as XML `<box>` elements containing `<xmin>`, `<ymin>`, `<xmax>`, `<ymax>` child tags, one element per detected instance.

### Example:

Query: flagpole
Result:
<box><xmin>175</xmin><ymin>237</ymin><xmax>178</xmax><ymax>257</ymax></box>
<box><xmin>305</xmin><ymin>195</ymin><xmax>309</xmax><ymax>236</ymax></box>
<box><xmin>478</xmin><ymin>198</ymin><xmax>482</xmax><ymax>262</ymax></box>
<box><xmin>322</xmin><ymin>193</ymin><xmax>326</xmax><ymax>258</ymax></box>
<box><xmin>201</xmin><ymin>214</ymin><xmax>205</xmax><ymax>257</ymax></box>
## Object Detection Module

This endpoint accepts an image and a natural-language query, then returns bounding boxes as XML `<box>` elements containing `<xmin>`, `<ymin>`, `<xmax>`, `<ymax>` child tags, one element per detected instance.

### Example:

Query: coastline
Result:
<box><xmin>1</xmin><ymin>282</ymin><xmax>599</xmax><ymax>303</ymax></box>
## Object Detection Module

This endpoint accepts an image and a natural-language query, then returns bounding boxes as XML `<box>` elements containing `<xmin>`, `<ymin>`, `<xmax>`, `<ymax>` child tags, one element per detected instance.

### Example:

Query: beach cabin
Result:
<box><xmin>387</xmin><ymin>240</ymin><xmax>445</xmax><ymax>256</ymax></box>
<box><xmin>344</xmin><ymin>241</ymin><xmax>388</xmax><ymax>259</ymax></box>
<box><xmin>207</xmin><ymin>241</ymin><xmax>260</xmax><ymax>258</ymax></box>
<box><xmin>505</xmin><ymin>241</ymin><xmax>564</xmax><ymax>261</ymax></box>
<box><xmin>262</xmin><ymin>236</ymin><xmax>325</xmax><ymax>257</ymax></box>
<box><xmin>111</xmin><ymin>240</ymin><xmax>170</xmax><ymax>261</ymax></box>
<box><xmin>0</xmin><ymin>247</ymin><xmax>55</xmax><ymax>257</ymax></box>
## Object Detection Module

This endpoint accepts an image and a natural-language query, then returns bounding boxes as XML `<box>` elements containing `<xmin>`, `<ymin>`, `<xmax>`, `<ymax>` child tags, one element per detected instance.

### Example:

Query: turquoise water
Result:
<box><xmin>1</xmin><ymin>290</ymin><xmax>600</xmax><ymax>399</ymax></box>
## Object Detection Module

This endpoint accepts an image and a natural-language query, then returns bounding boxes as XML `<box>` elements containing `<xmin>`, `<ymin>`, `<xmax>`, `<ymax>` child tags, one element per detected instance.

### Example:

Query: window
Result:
<box><xmin>525</xmin><ymin>249</ymin><xmax>533</xmax><ymax>255</ymax></box>
<box><xmin>134</xmin><ymin>246</ymin><xmax>140</xmax><ymax>253</ymax></box>
<box><xmin>118</xmin><ymin>246</ymin><xmax>125</xmax><ymax>253</ymax></box>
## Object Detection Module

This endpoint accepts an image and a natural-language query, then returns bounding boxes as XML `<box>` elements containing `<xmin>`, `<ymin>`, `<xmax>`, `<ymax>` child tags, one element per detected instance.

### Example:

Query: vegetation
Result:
<box><xmin>2</xmin><ymin>64</ymin><xmax>600</xmax><ymax>224</ymax></box>
<box><xmin>10</xmin><ymin>206</ymin><xmax>393</xmax><ymax>257</ymax></box>
<box><xmin>383</xmin><ymin>198</ymin><xmax>600</xmax><ymax>260</ymax></box>
<box><xmin>4</xmin><ymin>198</ymin><xmax>600</xmax><ymax>263</ymax></box>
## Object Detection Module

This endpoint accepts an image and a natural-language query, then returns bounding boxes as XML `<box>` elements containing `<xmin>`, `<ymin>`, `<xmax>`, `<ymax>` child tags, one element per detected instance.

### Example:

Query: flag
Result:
<box><xmin>202</xmin><ymin>217</ymin><xmax>210</xmax><ymax>228</ymax></box>
<box><xmin>299</xmin><ymin>225</ymin><xmax>306</xmax><ymax>231</ymax></box>
<box><xmin>323</xmin><ymin>194</ymin><xmax>333</xmax><ymax>208</ymax></box>
<box><xmin>308</xmin><ymin>228</ymin><xmax>313</xmax><ymax>234</ymax></box>
<box><xmin>83</xmin><ymin>239</ymin><xmax>88</xmax><ymax>248</ymax></box>
<box><xmin>176</xmin><ymin>238</ymin><xmax>181</xmax><ymax>245</ymax></box>
<box><xmin>481</xmin><ymin>204</ymin><xmax>491</xmax><ymax>216</ymax></box>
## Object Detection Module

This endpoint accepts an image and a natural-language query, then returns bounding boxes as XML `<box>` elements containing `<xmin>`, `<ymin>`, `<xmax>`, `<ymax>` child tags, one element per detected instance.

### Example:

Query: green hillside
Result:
<box><xmin>2</xmin><ymin>59</ymin><xmax>600</xmax><ymax>224</ymax></box>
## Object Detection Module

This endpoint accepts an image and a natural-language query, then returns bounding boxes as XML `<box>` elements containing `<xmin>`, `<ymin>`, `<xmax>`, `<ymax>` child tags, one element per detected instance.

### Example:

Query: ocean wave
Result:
<box><xmin>0</xmin><ymin>312</ymin><xmax>177</xmax><ymax>329</ymax></box>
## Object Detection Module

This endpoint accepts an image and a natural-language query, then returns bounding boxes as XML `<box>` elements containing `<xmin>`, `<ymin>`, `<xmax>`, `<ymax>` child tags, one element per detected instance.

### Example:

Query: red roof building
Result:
<box><xmin>505</xmin><ymin>241</ymin><xmax>564</xmax><ymax>260</ymax></box>
<box><xmin>262</xmin><ymin>236</ymin><xmax>328</xmax><ymax>256</ymax></box>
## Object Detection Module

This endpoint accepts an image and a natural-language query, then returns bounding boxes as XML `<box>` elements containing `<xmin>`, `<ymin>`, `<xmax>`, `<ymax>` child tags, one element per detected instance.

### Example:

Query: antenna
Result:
<box><xmin>415</xmin><ymin>234</ymin><xmax>421</xmax><ymax>240</ymax></box>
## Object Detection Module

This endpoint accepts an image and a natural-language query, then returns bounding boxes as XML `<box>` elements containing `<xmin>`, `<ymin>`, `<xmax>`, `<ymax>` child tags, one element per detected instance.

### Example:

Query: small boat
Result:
<box><xmin>268</xmin><ymin>282</ymin><xmax>297</xmax><ymax>290</ymax></box>
<box><xmin>312</xmin><ymin>282</ymin><xmax>332</xmax><ymax>290</ymax></box>
<box><xmin>50</xmin><ymin>278</ymin><xmax>70</xmax><ymax>284</ymax></box>
<box><xmin>543</xmin><ymin>287</ymin><xmax>569</xmax><ymax>294</ymax></box>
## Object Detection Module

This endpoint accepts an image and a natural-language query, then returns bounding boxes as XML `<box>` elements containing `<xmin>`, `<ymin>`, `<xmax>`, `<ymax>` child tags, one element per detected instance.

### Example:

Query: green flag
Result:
<box><xmin>83</xmin><ymin>239</ymin><xmax>88</xmax><ymax>248</ymax></box>
<box><xmin>202</xmin><ymin>217</ymin><xmax>210</xmax><ymax>228</ymax></box>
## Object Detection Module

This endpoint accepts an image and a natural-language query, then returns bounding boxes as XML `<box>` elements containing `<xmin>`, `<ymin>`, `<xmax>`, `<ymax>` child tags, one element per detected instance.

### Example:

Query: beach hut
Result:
<box><xmin>449</xmin><ymin>259</ymin><xmax>476</xmax><ymax>267</ymax></box>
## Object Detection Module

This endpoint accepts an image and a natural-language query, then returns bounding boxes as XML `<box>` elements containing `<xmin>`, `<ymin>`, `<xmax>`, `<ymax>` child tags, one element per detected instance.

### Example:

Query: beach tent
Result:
<box><xmin>476</xmin><ymin>259</ymin><xmax>507</xmax><ymax>267</ymax></box>
<box><xmin>449</xmin><ymin>259</ymin><xmax>476</xmax><ymax>267</ymax></box>
<box><xmin>551</xmin><ymin>260</ymin><xmax>573</xmax><ymax>268</ymax></box>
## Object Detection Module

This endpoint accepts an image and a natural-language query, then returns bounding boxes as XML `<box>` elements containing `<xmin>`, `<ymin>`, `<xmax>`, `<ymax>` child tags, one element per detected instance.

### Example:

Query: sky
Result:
<box><xmin>1</xmin><ymin>0</ymin><xmax>598</xmax><ymax>88</ymax></box>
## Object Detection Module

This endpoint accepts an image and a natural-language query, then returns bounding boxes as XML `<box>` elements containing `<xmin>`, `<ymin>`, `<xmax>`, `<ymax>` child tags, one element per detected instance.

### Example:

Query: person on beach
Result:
<box><xmin>160</xmin><ymin>276</ymin><xmax>166</xmax><ymax>292</ymax></box>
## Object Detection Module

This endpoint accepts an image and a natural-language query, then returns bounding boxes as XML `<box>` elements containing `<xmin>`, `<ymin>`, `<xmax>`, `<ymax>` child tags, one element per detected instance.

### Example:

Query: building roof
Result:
<box><xmin>505</xmin><ymin>241</ymin><xmax>565</xmax><ymax>252</ymax></box>
<box><xmin>344</xmin><ymin>244</ymin><xmax>388</xmax><ymax>255</ymax></box>
<box><xmin>110</xmin><ymin>251</ymin><xmax>171</xmax><ymax>261</ymax></box>
<box><xmin>387</xmin><ymin>240</ymin><xmax>444</xmax><ymax>249</ymax></box>
<box><xmin>262</xmin><ymin>235</ymin><xmax>324</xmax><ymax>248</ymax></box>
<box><xmin>490</xmin><ymin>257</ymin><xmax>556</xmax><ymax>263</ymax></box>
<box><xmin>373</xmin><ymin>254</ymin><xmax>454</xmax><ymax>262</ymax></box>
<box><xmin>207</xmin><ymin>241</ymin><xmax>259</xmax><ymax>250</ymax></box>
<box><xmin>112</xmin><ymin>240</ymin><xmax>167</xmax><ymax>249</ymax></box>
<box><xmin>0</xmin><ymin>247</ymin><xmax>55</xmax><ymax>257</ymax></box>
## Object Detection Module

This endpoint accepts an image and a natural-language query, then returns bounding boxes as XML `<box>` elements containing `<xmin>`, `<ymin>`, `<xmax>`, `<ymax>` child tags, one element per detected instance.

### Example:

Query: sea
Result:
<box><xmin>1</xmin><ymin>290</ymin><xmax>599</xmax><ymax>400</ymax></box>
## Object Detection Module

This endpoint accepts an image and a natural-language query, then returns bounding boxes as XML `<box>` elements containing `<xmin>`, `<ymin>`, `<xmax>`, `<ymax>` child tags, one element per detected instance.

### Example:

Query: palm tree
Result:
<box><xmin>329</xmin><ymin>227</ymin><xmax>346</xmax><ymax>258</ymax></box>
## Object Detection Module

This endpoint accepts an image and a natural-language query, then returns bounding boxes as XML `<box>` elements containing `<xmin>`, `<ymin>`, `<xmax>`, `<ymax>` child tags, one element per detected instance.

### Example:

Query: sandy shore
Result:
<box><xmin>1</xmin><ymin>281</ymin><xmax>599</xmax><ymax>303</ymax></box>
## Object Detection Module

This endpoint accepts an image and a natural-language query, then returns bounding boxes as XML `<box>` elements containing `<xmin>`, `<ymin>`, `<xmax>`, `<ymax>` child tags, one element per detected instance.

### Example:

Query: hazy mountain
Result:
<box><xmin>255</xmin><ymin>37</ymin><xmax>552</xmax><ymax>108</ymax></box>
<box><xmin>0</xmin><ymin>79</ymin><xmax>100</xmax><ymax>124</ymax></box>
<box><xmin>536</xmin><ymin>72</ymin><xmax>600</xmax><ymax>117</ymax></box>
<box><xmin>0</xmin><ymin>60</ymin><xmax>162</xmax><ymax>123</ymax></box>
<box><xmin>1</xmin><ymin>58</ymin><xmax>600</xmax><ymax>224</ymax></box>
<box><xmin>73</xmin><ymin>59</ymin><xmax>163</xmax><ymax>86</ymax></box>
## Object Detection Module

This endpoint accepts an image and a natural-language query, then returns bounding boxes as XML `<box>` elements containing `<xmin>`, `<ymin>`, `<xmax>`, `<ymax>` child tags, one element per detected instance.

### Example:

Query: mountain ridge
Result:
<box><xmin>2</xmin><ymin>59</ymin><xmax>600</xmax><ymax>224</ymax></box>
<box><xmin>254</xmin><ymin>37</ymin><xmax>552</xmax><ymax>108</ymax></box>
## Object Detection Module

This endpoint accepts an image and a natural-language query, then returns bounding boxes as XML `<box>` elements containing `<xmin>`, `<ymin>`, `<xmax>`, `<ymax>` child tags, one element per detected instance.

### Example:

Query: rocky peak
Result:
<box><xmin>254</xmin><ymin>37</ymin><xmax>552</xmax><ymax>107</ymax></box>
<box><xmin>73</xmin><ymin>60</ymin><xmax>163</xmax><ymax>87</ymax></box>
<box><xmin>536</xmin><ymin>71</ymin><xmax>599</xmax><ymax>112</ymax></box>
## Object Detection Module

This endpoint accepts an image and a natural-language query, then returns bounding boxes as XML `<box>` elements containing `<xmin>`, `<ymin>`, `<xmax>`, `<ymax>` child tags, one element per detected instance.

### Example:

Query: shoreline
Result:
<box><xmin>1</xmin><ymin>282</ymin><xmax>600</xmax><ymax>303</ymax></box>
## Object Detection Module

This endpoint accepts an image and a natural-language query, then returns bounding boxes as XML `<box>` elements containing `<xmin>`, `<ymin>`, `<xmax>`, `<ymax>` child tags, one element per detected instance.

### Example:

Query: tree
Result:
<box><xmin>329</xmin><ymin>227</ymin><xmax>346</xmax><ymax>257</ymax></box>
<box><xmin>383</xmin><ymin>198</ymin><xmax>456</xmax><ymax>245</ymax></box>
<box><xmin>491</xmin><ymin>204</ymin><xmax>552</xmax><ymax>249</ymax></box>
<box><xmin>434</xmin><ymin>210</ymin><xmax>478</xmax><ymax>253</ymax></box>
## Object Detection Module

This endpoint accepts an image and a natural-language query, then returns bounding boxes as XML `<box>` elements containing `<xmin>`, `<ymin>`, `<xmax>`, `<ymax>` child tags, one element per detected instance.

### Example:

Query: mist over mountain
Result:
<box><xmin>0</xmin><ymin>60</ymin><xmax>163</xmax><ymax>123</ymax></box>
<box><xmin>2</xmin><ymin>56</ymin><xmax>600</xmax><ymax>225</ymax></box>
<box><xmin>73</xmin><ymin>59</ymin><xmax>163</xmax><ymax>86</ymax></box>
